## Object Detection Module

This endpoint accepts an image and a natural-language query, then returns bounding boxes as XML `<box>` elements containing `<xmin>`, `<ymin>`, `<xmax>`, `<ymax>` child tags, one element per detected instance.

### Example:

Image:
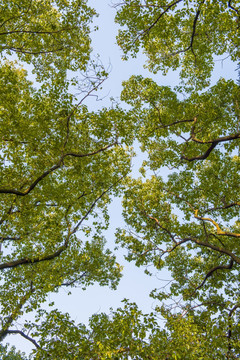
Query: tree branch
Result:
<box><xmin>206</xmin><ymin>202</ymin><xmax>240</xmax><ymax>213</ymax></box>
<box><xmin>188</xmin><ymin>1</ymin><xmax>205</xmax><ymax>60</ymax></box>
<box><xmin>181</xmin><ymin>117</ymin><xmax>240</xmax><ymax>161</ymax></box>
<box><xmin>0</xmin><ymin>162</ymin><xmax>62</xmax><ymax>196</ymax></box>
<box><xmin>228</xmin><ymin>0</ymin><xmax>239</xmax><ymax>15</ymax></box>
<box><xmin>0</xmin><ymin>234</ymin><xmax>70</xmax><ymax>270</ymax></box>
<box><xmin>71</xmin><ymin>172</ymin><xmax>127</xmax><ymax>235</ymax></box>
<box><xmin>64</xmin><ymin>142</ymin><xmax>116</xmax><ymax>159</ymax></box>
<box><xmin>61</xmin><ymin>78</ymin><xmax>106</xmax><ymax>152</ymax></box>
<box><xmin>194</xmin><ymin>210</ymin><xmax>240</xmax><ymax>238</ymax></box>
<box><xmin>194</xmin><ymin>259</ymin><xmax>234</xmax><ymax>292</ymax></box>
<box><xmin>4</xmin><ymin>45</ymin><xmax>65</xmax><ymax>55</ymax></box>
<box><xmin>189</xmin><ymin>237</ymin><xmax>240</xmax><ymax>264</ymax></box>
<box><xmin>143</xmin><ymin>212</ymin><xmax>176</xmax><ymax>242</ymax></box>
<box><xmin>0</xmin><ymin>142</ymin><xmax>116</xmax><ymax>197</ymax></box>
<box><xmin>0</xmin><ymin>28</ymin><xmax>75</xmax><ymax>36</ymax></box>
<box><xmin>182</xmin><ymin>140</ymin><xmax>217</xmax><ymax>161</ymax></box>
<box><xmin>0</xmin><ymin>289</ymin><xmax>34</xmax><ymax>341</ymax></box>
<box><xmin>138</xmin><ymin>0</ymin><xmax>183</xmax><ymax>38</ymax></box>
<box><xmin>5</xmin><ymin>329</ymin><xmax>40</xmax><ymax>348</ymax></box>
<box><xmin>158</xmin><ymin>118</ymin><xmax>194</xmax><ymax>129</ymax></box>
<box><xmin>0</xmin><ymin>0</ymin><xmax>33</xmax><ymax>29</ymax></box>
<box><xmin>0</xmin><ymin>173</ymin><xmax>127</xmax><ymax>270</ymax></box>
<box><xmin>60</xmin><ymin>271</ymin><xmax>88</xmax><ymax>287</ymax></box>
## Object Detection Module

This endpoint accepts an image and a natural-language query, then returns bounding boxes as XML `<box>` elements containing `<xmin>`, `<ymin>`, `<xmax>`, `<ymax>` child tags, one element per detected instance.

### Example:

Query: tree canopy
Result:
<box><xmin>115</xmin><ymin>0</ymin><xmax>240</xmax><ymax>87</ymax></box>
<box><xmin>0</xmin><ymin>0</ymin><xmax>239</xmax><ymax>358</ymax></box>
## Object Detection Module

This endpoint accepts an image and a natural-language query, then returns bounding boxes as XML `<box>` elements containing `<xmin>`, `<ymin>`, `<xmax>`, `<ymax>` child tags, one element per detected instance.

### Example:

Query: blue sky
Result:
<box><xmin>3</xmin><ymin>1</ymin><xmax>238</xmax><ymax>355</ymax></box>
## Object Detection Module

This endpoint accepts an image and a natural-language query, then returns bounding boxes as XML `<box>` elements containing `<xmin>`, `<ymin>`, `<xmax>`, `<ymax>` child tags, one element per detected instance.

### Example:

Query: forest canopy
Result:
<box><xmin>0</xmin><ymin>0</ymin><xmax>239</xmax><ymax>358</ymax></box>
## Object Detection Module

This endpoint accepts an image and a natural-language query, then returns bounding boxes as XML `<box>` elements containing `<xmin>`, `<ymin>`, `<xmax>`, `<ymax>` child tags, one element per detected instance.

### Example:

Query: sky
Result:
<box><xmin>2</xmin><ymin>0</ymin><xmax>238</xmax><ymax>356</ymax></box>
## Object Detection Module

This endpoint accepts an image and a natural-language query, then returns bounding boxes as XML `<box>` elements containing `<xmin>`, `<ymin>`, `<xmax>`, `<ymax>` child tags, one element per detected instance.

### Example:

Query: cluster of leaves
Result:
<box><xmin>12</xmin><ymin>301</ymin><xmax>230</xmax><ymax>359</ymax></box>
<box><xmin>1</xmin><ymin>0</ymin><xmax>96</xmax><ymax>82</ymax></box>
<box><xmin>0</xmin><ymin>344</ymin><xmax>27</xmax><ymax>359</ymax></box>
<box><xmin>115</xmin><ymin>0</ymin><xmax>240</xmax><ymax>88</ymax></box>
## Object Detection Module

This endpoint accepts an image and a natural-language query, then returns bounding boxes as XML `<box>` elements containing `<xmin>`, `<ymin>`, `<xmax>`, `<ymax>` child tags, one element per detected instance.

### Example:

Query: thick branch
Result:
<box><xmin>192</xmin><ymin>132</ymin><xmax>240</xmax><ymax>145</ymax></box>
<box><xmin>194</xmin><ymin>210</ymin><xmax>240</xmax><ymax>238</ymax></box>
<box><xmin>181</xmin><ymin>117</ymin><xmax>240</xmax><ymax>161</ymax></box>
<box><xmin>182</xmin><ymin>141</ymin><xmax>217</xmax><ymax>161</ymax></box>
<box><xmin>228</xmin><ymin>0</ymin><xmax>239</xmax><ymax>15</ymax></box>
<box><xmin>190</xmin><ymin>237</ymin><xmax>240</xmax><ymax>264</ymax></box>
<box><xmin>195</xmin><ymin>259</ymin><xmax>234</xmax><ymax>291</ymax></box>
<box><xmin>0</xmin><ymin>162</ymin><xmax>62</xmax><ymax>196</ymax></box>
<box><xmin>0</xmin><ymin>235</ymin><xmax>70</xmax><ymax>270</ymax></box>
<box><xmin>188</xmin><ymin>2</ymin><xmax>205</xmax><ymax>59</ymax></box>
<box><xmin>0</xmin><ymin>142</ymin><xmax>116</xmax><ymax>197</ymax></box>
<box><xmin>6</xmin><ymin>330</ymin><xmax>40</xmax><ymax>348</ymax></box>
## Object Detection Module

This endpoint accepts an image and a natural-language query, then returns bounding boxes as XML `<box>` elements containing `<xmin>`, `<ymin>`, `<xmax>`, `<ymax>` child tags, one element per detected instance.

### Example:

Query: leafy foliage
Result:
<box><xmin>0</xmin><ymin>344</ymin><xmax>27</xmax><ymax>359</ymax></box>
<box><xmin>18</xmin><ymin>301</ymin><xmax>229</xmax><ymax>359</ymax></box>
<box><xmin>0</xmin><ymin>0</ymin><xmax>133</xmax><ymax>356</ymax></box>
<box><xmin>115</xmin><ymin>0</ymin><xmax>240</xmax><ymax>87</ymax></box>
<box><xmin>0</xmin><ymin>0</ymin><xmax>240</xmax><ymax>358</ymax></box>
<box><xmin>1</xmin><ymin>0</ymin><xmax>95</xmax><ymax>82</ymax></box>
<box><xmin>113</xmin><ymin>1</ymin><xmax>240</xmax><ymax>357</ymax></box>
